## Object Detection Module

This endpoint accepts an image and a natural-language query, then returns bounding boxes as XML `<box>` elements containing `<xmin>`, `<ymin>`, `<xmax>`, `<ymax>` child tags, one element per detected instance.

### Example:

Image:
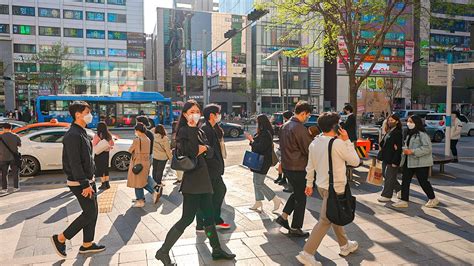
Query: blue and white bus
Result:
<box><xmin>36</xmin><ymin>91</ymin><xmax>173</xmax><ymax>128</ymax></box>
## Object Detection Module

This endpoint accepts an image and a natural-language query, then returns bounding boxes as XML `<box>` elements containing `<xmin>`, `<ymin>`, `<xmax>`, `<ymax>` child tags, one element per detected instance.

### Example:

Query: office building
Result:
<box><xmin>219</xmin><ymin>0</ymin><xmax>254</xmax><ymax>15</ymax></box>
<box><xmin>0</xmin><ymin>0</ymin><xmax>145</xmax><ymax>112</ymax></box>
<box><xmin>151</xmin><ymin>7</ymin><xmax>250</xmax><ymax>114</ymax></box>
<box><xmin>173</xmin><ymin>0</ymin><xmax>218</xmax><ymax>12</ymax></box>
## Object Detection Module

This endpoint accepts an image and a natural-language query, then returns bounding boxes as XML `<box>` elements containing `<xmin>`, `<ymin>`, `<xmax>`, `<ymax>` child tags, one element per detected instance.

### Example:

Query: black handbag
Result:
<box><xmin>1</xmin><ymin>138</ymin><xmax>22</xmax><ymax>167</ymax></box>
<box><xmin>326</xmin><ymin>137</ymin><xmax>356</xmax><ymax>226</ymax></box>
<box><xmin>170</xmin><ymin>149</ymin><xmax>197</xmax><ymax>171</ymax></box>
<box><xmin>131</xmin><ymin>138</ymin><xmax>143</xmax><ymax>175</ymax></box>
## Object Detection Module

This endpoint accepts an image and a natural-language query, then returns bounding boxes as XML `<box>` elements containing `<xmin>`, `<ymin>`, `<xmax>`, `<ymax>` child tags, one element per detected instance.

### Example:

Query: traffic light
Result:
<box><xmin>224</xmin><ymin>28</ymin><xmax>238</xmax><ymax>39</ymax></box>
<box><xmin>247</xmin><ymin>9</ymin><xmax>269</xmax><ymax>22</ymax></box>
<box><xmin>176</xmin><ymin>85</ymin><xmax>181</xmax><ymax>96</ymax></box>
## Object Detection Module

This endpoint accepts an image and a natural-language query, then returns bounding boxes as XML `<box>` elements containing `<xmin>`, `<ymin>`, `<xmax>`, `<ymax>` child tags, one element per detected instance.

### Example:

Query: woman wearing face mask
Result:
<box><xmin>93</xmin><ymin>122</ymin><xmax>114</xmax><ymax>190</ymax></box>
<box><xmin>127</xmin><ymin>123</ymin><xmax>160</xmax><ymax>208</ymax></box>
<box><xmin>377</xmin><ymin>114</ymin><xmax>402</xmax><ymax>202</ymax></box>
<box><xmin>392</xmin><ymin>115</ymin><xmax>439</xmax><ymax>208</ymax></box>
<box><xmin>155</xmin><ymin>100</ymin><xmax>235</xmax><ymax>265</ymax></box>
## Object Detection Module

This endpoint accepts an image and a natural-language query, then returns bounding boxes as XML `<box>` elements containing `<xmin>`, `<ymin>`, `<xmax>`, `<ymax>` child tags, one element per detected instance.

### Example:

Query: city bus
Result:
<box><xmin>36</xmin><ymin>91</ymin><xmax>173</xmax><ymax>128</ymax></box>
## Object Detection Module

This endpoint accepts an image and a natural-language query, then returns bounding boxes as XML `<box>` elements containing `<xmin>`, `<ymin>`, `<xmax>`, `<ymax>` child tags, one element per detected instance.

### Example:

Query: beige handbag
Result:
<box><xmin>220</xmin><ymin>139</ymin><xmax>227</xmax><ymax>159</ymax></box>
<box><xmin>94</xmin><ymin>139</ymin><xmax>110</xmax><ymax>155</ymax></box>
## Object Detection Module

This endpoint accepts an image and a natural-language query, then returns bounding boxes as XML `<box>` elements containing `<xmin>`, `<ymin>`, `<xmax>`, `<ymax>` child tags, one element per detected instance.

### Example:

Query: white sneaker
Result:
<box><xmin>13</xmin><ymin>188</ymin><xmax>20</xmax><ymax>193</ymax></box>
<box><xmin>132</xmin><ymin>200</ymin><xmax>145</xmax><ymax>208</ymax></box>
<box><xmin>339</xmin><ymin>240</ymin><xmax>358</xmax><ymax>256</ymax></box>
<box><xmin>296</xmin><ymin>251</ymin><xmax>321</xmax><ymax>266</ymax></box>
<box><xmin>0</xmin><ymin>189</ymin><xmax>7</xmax><ymax>194</ymax></box>
<box><xmin>425</xmin><ymin>198</ymin><xmax>439</xmax><ymax>208</ymax></box>
<box><xmin>377</xmin><ymin>196</ymin><xmax>392</xmax><ymax>202</ymax></box>
<box><xmin>396</xmin><ymin>191</ymin><xmax>402</xmax><ymax>199</ymax></box>
<box><xmin>392</xmin><ymin>200</ymin><xmax>408</xmax><ymax>208</ymax></box>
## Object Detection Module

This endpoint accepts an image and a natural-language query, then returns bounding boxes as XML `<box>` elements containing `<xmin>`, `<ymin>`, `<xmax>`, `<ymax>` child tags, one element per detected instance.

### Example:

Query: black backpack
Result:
<box><xmin>326</xmin><ymin>137</ymin><xmax>356</xmax><ymax>226</ymax></box>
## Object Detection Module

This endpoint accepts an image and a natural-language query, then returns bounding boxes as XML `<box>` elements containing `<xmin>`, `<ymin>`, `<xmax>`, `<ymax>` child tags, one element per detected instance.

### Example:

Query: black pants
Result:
<box><xmin>152</xmin><ymin>159</ymin><xmax>167</xmax><ymax>185</ymax></box>
<box><xmin>196</xmin><ymin>176</ymin><xmax>227</xmax><ymax>226</ymax></box>
<box><xmin>282</xmin><ymin>170</ymin><xmax>307</xmax><ymax>229</ymax></box>
<box><xmin>450</xmin><ymin>139</ymin><xmax>458</xmax><ymax>157</ymax></box>
<box><xmin>63</xmin><ymin>183</ymin><xmax>98</xmax><ymax>243</ymax></box>
<box><xmin>401</xmin><ymin>165</ymin><xmax>435</xmax><ymax>202</ymax></box>
<box><xmin>0</xmin><ymin>160</ymin><xmax>19</xmax><ymax>190</ymax></box>
<box><xmin>175</xmin><ymin>193</ymin><xmax>215</xmax><ymax>232</ymax></box>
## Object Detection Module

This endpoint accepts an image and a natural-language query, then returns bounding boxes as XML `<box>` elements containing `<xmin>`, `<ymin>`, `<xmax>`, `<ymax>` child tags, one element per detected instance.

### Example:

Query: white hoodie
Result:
<box><xmin>451</xmin><ymin>118</ymin><xmax>463</xmax><ymax>140</ymax></box>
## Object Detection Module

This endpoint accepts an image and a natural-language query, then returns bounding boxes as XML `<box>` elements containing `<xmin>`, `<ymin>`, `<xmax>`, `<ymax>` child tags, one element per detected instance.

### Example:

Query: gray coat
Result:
<box><xmin>400</xmin><ymin>132</ymin><xmax>433</xmax><ymax>168</ymax></box>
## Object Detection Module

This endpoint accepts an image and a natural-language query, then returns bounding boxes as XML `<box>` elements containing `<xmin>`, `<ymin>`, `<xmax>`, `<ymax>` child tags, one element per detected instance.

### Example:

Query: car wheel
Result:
<box><xmin>20</xmin><ymin>156</ymin><xmax>40</xmax><ymax>177</ymax></box>
<box><xmin>112</xmin><ymin>152</ymin><xmax>131</xmax><ymax>171</ymax></box>
<box><xmin>433</xmin><ymin>131</ymin><xmax>444</xmax><ymax>142</ymax></box>
<box><xmin>229</xmin><ymin>128</ymin><xmax>240</xmax><ymax>138</ymax></box>
<box><xmin>469</xmin><ymin>129</ymin><xmax>473</xmax><ymax>137</ymax></box>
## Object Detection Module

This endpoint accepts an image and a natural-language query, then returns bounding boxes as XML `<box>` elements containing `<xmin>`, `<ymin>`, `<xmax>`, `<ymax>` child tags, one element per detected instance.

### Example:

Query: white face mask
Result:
<box><xmin>215</xmin><ymin>113</ymin><xmax>222</xmax><ymax>123</ymax></box>
<box><xmin>187</xmin><ymin>113</ymin><xmax>200</xmax><ymax>124</ymax></box>
<box><xmin>84</xmin><ymin>113</ymin><xmax>93</xmax><ymax>124</ymax></box>
<box><xmin>407</xmin><ymin>122</ymin><xmax>415</xmax><ymax>130</ymax></box>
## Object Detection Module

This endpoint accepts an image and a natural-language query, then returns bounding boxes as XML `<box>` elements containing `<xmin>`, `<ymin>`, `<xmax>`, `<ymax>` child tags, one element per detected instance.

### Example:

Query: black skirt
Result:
<box><xmin>94</xmin><ymin>151</ymin><xmax>110</xmax><ymax>177</ymax></box>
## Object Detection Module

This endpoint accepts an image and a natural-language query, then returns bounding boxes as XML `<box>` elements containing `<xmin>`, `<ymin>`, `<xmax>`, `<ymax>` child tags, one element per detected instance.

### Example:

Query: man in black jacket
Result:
<box><xmin>196</xmin><ymin>104</ymin><xmax>231</xmax><ymax>231</ymax></box>
<box><xmin>51</xmin><ymin>101</ymin><xmax>105</xmax><ymax>258</ymax></box>
<box><xmin>341</xmin><ymin>104</ymin><xmax>357</xmax><ymax>142</ymax></box>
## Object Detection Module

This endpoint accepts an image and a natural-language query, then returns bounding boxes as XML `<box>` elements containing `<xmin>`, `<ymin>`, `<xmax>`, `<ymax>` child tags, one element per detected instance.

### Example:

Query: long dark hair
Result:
<box><xmin>176</xmin><ymin>100</ymin><xmax>201</xmax><ymax>136</ymax></box>
<box><xmin>256</xmin><ymin>114</ymin><xmax>274</xmax><ymax>136</ymax></box>
<box><xmin>154</xmin><ymin>124</ymin><xmax>167</xmax><ymax>137</ymax></box>
<box><xmin>97</xmin><ymin>122</ymin><xmax>112</xmax><ymax>141</ymax></box>
<box><xmin>407</xmin><ymin>115</ymin><xmax>426</xmax><ymax>136</ymax></box>
<box><xmin>387</xmin><ymin>114</ymin><xmax>402</xmax><ymax>131</ymax></box>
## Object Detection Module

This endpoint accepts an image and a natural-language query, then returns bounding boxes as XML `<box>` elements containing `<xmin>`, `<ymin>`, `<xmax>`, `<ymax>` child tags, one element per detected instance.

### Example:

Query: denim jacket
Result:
<box><xmin>400</xmin><ymin>131</ymin><xmax>433</xmax><ymax>168</ymax></box>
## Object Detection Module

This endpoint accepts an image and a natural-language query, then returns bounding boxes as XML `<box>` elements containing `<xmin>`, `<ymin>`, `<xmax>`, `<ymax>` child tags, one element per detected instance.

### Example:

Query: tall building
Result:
<box><xmin>219</xmin><ymin>0</ymin><xmax>254</xmax><ymax>15</ymax></box>
<box><xmin>173</xmin><ymin>0</ymin><xmax>218</xmax><ymax>12</ymax></box>
<box><xmin>413</xmin><ymin>0</ymin><xmax>473</xmax><ymax>113</ymax></box>
<box><xmin>0</xmin><ymin>0</ymin><xmax>145</xmax><ymax>112</ymax></box>
<box><xmin>151</xmin><ymin>7</ymin><xmax>250</xmax><ymax>114</ymax></box>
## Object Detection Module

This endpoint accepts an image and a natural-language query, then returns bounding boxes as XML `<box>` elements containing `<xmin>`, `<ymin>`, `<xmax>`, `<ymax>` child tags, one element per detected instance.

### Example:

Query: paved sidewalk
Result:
<box><xmin>0</xmin><ymin>162</ymin><xmax>473</xmax><ymax>265</ymax></box>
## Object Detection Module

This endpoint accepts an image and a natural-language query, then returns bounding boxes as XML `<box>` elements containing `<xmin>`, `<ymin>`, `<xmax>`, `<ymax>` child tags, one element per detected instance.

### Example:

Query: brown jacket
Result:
<box><xmin>127</xmin><ymin>135</ymin><xmax>151</xmax><ymax>188</ymax></box>
<box><xmin>279</xmin><ymin>117</ymin><xmax>312</xmax><ymax>171</ymax></box>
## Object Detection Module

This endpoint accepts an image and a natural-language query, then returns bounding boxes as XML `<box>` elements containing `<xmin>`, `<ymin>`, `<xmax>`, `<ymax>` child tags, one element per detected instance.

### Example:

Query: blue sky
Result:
<box><xmin>144</xmin><ymin>0</ymin><xmax>173</xmax><ymax>33</ymax></box>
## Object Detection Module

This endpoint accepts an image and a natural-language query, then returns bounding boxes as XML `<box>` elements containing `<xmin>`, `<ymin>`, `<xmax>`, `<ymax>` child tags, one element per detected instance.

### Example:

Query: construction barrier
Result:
<box><xmin>356</xmin><ymin>139</ymin><xmax>371</xmax><ymax>158</ymax></box>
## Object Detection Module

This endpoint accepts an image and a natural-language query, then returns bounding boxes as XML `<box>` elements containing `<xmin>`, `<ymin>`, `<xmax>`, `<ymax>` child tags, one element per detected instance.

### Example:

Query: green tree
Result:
<box><xmin>32</xmin><ymin>43</ymin><xmax>82</xmax><ymax>95</ymax></box>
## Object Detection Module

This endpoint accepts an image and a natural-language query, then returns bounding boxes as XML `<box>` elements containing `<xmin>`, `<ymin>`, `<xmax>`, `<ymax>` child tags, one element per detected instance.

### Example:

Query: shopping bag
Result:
<box><xmin>242</xmin><ymin>151</ymin><xmax>264</xmax><ymax>171</ymax></box>
<box><xmin>367</xmin><ymin>164</ymin><xmax>383</xmax><ymax>186</ymax></box>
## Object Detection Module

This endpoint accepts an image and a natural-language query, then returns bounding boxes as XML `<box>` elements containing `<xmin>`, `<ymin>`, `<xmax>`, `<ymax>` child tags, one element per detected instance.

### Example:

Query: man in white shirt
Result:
<box><xmin>296</xmin><ymin>112</ymin><xmax>360</xmax><ymax>266</ymax></box>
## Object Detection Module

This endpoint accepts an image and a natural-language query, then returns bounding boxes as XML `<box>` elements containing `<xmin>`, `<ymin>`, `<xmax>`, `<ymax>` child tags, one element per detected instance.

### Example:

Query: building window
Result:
<box><xmin>14</xmin><ymin>63</ymin><xmax>37</xmax><ymax>73</ymax></box>
<box><xmin>86</xmin><ymin>11</ymin><xmax>105</xmax><ymax>21</ymax></box>
<box><xmin>86</xmin><ymin>0</ymin><xmax>105</xmax><ymax>3</ymax></box>
<box><xmin>107</xmin><ymin>13</ymin><xmax>126</xmax><ymax>23</ymax></box>
<box><xmin>0</xmin><ymin>5</ymin><xmax>9</xmax><ymax>15</ymax></box>
<box><xmin>64</xmin><ymin>28</ymin><xmax>84</xmax><ymax>38</ymax></box>
<box><xmin>64</xmin><ymin>10</ymin><xmax>83</xmax><ymax>20</ymax></box>
<box><xmin>39</xmin><ymin>26</ymin><xmax>61</xmax><ymax>37</ymax></box>
<box><xmin>108</xmin><ymin>48</ymin><xmax>127</xmax><ymax>57</ymax></box>
<box><xmin>87</xmin><ymin>29</ymin><xmax>105</xmax><ymax>39</ymax></box>
<box><xmin>108</xmin><ymin>31</ymin><xmax>127</xmax><ymax>40</ymax></box>
<box><xmin>12</xmin><ymin>6</ymin><xmax>35</xmax><ymax>16</ymax></box>
<box><xmin>67</xmin><ymin>47</ymin><xmax>85</xmax><ymax>55</ymax></box>
<box><xmin>108</xmin><ymin>0</ymin><xmax>126</xmax><ymax>6</ymax></box>
<box><xmin>87</xmin><ymin>48</ymin><xmax>105</xmax><ymax>56</ymax></box>
<box><xmin>13</xmin><ymin>44</ymin><xmax>36</xmax><ymax>54</ymax></box>
<box><xmin>38</xmin><ymin>8</ymin><xmax>60</xmax><ymax>18</ymax></box>
<box><xmin>13</xmin><ymin>25</ymin><xmax>35</xmax><ymax>35</ymax></box>
<box><xmin>0</xmin><ymin>24</ymin><xmax>9</xmax><ymax>34</ymax></box>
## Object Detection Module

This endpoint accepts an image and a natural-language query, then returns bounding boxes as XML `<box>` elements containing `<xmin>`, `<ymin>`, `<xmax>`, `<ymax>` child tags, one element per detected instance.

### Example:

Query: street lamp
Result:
<box><xmin>264</xmin><ymin>48</ymin><xmax>285</xmax><ymax>110</ymax></box>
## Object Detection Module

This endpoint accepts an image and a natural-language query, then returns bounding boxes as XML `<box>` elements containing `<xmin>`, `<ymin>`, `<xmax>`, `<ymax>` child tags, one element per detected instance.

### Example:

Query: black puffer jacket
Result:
<box><xmin>250</xmin><ymin>130</ymin><xmax>273</xmax><ymax>175</ymax></box>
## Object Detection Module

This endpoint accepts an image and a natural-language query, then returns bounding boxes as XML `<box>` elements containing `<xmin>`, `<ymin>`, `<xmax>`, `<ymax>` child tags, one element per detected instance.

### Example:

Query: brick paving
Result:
<box><xmin>0</xmin><ymin>163</ymin><xmax>473</xmax><ymax>265</ymax></box>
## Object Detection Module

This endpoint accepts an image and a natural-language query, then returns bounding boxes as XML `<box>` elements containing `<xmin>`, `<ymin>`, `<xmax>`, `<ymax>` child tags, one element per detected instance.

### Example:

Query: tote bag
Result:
<box><xmin>326</xmin><ymin>137</ymin><xmax>356</xmax><ymax>226</ymax></box>
<box><xmin>242</xmin><ymin>150</ymin><xmax>264</xmax><ymax>171</ymax></box>
<box><xmin>94</xmin><ymin>139</ymin><xmax>110</xmax><ymax>155</ymax></box>
<box><xmin>367</xmin><ymin>163</ymin><xmax>383</xmax><ymax>186</ymax></box>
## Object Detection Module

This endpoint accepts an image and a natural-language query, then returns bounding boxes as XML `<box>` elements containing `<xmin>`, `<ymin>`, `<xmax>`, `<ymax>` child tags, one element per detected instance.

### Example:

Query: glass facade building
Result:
<box><xmin>219</xmin><ymin>0</ymin><xmax>254</xmax><ymax>15</ymax></box>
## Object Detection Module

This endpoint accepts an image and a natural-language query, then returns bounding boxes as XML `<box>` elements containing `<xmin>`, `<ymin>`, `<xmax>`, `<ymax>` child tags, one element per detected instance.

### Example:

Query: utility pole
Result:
<box><xmin>286</xmin><ymin>56</ymin><xmax>290</xmax><ymax>110</ymax></box>
<box><xmin>203</xmin><ymin>30</ymin><xmax>208</xmax><ymax>106</ymax></box>
<box><xmin>27</xmin><ymin>67</ymin><xmax>31</xmax><ymax>111</ymax></box>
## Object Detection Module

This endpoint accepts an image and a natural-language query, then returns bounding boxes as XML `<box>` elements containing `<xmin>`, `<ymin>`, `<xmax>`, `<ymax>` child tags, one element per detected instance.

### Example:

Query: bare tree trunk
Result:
<box><xmin>348</xmin><ymin>71</ymin><xmax>358</xmax><ymax>117</ymax></box>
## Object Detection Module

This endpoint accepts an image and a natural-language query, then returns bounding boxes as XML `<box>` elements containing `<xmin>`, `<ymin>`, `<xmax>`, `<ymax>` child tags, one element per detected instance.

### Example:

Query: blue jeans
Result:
<box><xmin>253</xmin><ymin>172</ymin><xmax>276</xmax><ymax>201</ymax></box>
<box><xmin>135</xmin><ymin>175</ymin><xmax>157</xmax><ymax>200</ymax></box>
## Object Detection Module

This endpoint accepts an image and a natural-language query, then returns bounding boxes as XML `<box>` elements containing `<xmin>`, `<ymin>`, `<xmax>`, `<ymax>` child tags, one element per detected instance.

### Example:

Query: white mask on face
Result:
<box><xmin>188</xmin><ymin>113</ymin><xmax>200</xmax><ymax>124</ymax></box>
<box><xmin>407</xmin><ymin>122</ymin><xmax>415</xmax><ymax>130</ymax></box>
<box><xmin>215</xmin><ymin>113</ymin><xmax>222</xmax><ymax>123</ymax></box>
<box><xmin>84</xmin><ymin>113</ymin><xmax>93</xmax><ymax>124</ymax></box>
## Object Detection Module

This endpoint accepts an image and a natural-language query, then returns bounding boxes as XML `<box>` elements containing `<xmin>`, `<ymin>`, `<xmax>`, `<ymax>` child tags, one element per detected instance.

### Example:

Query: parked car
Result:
<box><xmin>425</xmin><ymin>125</ymin><xmax>445</xmax><ymax>143</ymax></box>
<box><xmin>304</xmin><ymin>114</ymin><xmax>319</xmax><ymax>128</ymax></box>
<box><xmin>0</xmin><ymin>121</ymin><xmax>27</xmax><ymax>133</ymax></box>
<box><xmin>271</xmin><ymin>112</ymin><xmax>285</xmax><ymax>136</ymax></box>
<box><xmin>12</xmin><ymin>119</ymin><xmax>70</xmax><ymax>136</ymax></box>
<box><xmin>393</xmin><ymin>109</ymin><xmax>433</xmax><ymax>123</ymax></box>
<box><xmin>425</xmin><ymin>113</ymin><xmax>474</xmax><ymax>137</ymax></box>
<box><xmin>220</xmin><ymin>122</ymin><xmax>244</xmax><ymax>138</ymax></box>
<box><xmin>19</xmin><ymin>128</ymin><xmax>132</xmax><ymax>177</ymax></box>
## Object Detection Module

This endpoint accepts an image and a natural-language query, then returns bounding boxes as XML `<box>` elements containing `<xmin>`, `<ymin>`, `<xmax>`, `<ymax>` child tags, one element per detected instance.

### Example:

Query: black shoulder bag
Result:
<box><xmin>170</xmin><ymin>137</ymin><xmax>197</xmax><ymax>172</ymax></box>
<box><xmin>132</xmin><ymin>138</ymin><xmax>143</xmax><ymax>175</ymax></box>
<box><xmin>326</xmin><ymin>137</ymin><xmax>356</xmax><ymax>226</ymax></box>
<box><xmin>1</xmin><ymin>137</ymin><xmax>22</xmax><ymax>167</ymax></box>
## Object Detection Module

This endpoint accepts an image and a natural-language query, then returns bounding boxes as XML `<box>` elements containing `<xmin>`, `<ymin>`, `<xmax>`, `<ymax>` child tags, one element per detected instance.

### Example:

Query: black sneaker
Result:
<box><xmin>78</xmin><ymin>243</ymin><xmax>106</xmax><ymax>254</ymax></box>
<box><xmin>289</xmin><ymin>228</ymin><xmax>310</xmax><ymax>237</ymax></box>
<box><xmin>275</xmin><ymin>215</ymin><xmax>290</xmax><ymax>230</ymax></box>
<box><xmin>50</xmin><ymin>235</ymin><xmax>67</xmax><ymax>258</ymax></box>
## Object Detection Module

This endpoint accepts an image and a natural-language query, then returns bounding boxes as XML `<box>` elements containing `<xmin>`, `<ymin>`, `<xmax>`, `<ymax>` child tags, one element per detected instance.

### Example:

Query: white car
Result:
<box><xmin>425</xmin><ymin>113</ymin><xmax>474</xmax><ymax>137</ymax></box>
<box><xmin>19</xmin><ymin>128</ymin><xmax>133</xmax><ymax>177</ymax></box>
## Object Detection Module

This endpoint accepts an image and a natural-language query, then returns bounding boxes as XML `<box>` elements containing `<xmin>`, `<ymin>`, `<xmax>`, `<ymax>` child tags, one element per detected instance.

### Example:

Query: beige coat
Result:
<box><xmin>153</xmin><ymin>134</ymin><xmax>172</xmax><ymax>160</ymax></box>
<box><xmin>127</xmin><ymin>135</ymin><xmax>151</xmax><ymax>188</ymax></box>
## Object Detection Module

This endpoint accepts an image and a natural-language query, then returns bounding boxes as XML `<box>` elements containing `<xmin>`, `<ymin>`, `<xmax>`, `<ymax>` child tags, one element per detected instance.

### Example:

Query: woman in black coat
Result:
<box><xmin>245</xmin><ymin>114</ymin><xmax>282</xmax><ymax>213</ymax></box>
<box><xmin>155</xmin><ymin>100</ymin><xmax>235</xmax><ymax>265</ymax></box>
<box><xmin>377</xmin><ymin>114</ymin><xmax>403</xmax><ymax>202</ymax></box>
